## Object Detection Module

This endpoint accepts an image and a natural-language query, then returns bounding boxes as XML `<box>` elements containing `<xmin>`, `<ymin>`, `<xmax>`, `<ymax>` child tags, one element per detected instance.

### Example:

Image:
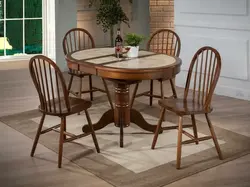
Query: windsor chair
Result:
<box><xmin>63</xmin><ymin>28</ymin><xmax>113</xmax><ymax>112</ymax></box>
<box><xmin>29</xmin><ymin>55</ymin><xmax>100</xmax><ymax>168</ymax></box>
<box><xmin>130</xmin><ymin>29</ymin><xmax>181</xmax><ymax>107</ymax></box>
<box><xmin>151</xmin><ymin>46</ymin><xmax>223</xmax><ymax>169</ymax></box>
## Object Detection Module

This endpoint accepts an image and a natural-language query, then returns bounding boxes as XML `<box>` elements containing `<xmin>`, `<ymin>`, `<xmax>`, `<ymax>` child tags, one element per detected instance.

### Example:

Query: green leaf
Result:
<box><xmin>124</xmin><ymin>33</ymin><xmax>146</xmax><ymax>46</ymax></box>
<box><xmin>90</xmin><ymin>0</ymin><xmax>130</xmax><ymax>33</ymax></box>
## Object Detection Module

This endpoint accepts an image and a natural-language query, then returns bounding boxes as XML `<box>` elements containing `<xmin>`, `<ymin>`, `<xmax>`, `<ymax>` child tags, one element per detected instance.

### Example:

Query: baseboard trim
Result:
<box><xmin>176</xmin><ymin>78</ymin><xmax>250</xmax><ymax>101</ymax></box>
<box><xmin>213</xmin><ymin>85</ymin><xmax>250</xmax><ymax>101</ymax></box>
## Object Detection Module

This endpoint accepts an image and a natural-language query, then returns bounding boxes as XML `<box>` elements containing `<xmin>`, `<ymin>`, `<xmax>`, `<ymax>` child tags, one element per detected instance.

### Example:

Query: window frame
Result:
<box><xmin>0</xmin><ymin>0</ymin><xmax>55</xmax><ymax>62</ymax></box>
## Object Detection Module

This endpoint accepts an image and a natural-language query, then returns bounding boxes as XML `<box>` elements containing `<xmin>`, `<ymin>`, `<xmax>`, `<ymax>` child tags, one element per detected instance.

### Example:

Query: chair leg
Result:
<box><xmin>149</xmin><ymin>80</ymin><xmax>154</xmax><ymax>106</ymax></box>
<box><xmin>151</xmin><ymin>108</ymin><xmax>166</xmax><ymax>149</ymax></box>
<box><xmin>78</xmin><ymin>77</ymin><xmax>83</xmax><ymax>115</ymax></box>
<box><xmin>160</xmin><ymin>80</ymin><xmax>164</xmax><ymax>99</ymax></box>
<box><xmin>58</xmin><ymin>117</ymin><xmax>65</xmax><ymax>168</ymax></box>
<box><xmin>30</xmin><ymin>114</ymin><xmax>46</xmax><ymax>157</ymax></box>
<box><xmin>205</xmin><ymin>113</ymin><xmax>223</xmax><ymax>160</ymax></box>
<box><xmin>170</xmin><ymin>78</ymin><xmax>177</xmax><ymax>98</ymax></box>
<box><xmin>120</xmin><ymin>122</ymin><xmax>124</xmax><ymax>148</ymax></box>
<box><xmin>85</xmin><ymin>110</ymin><xmax>100</xmax><ymax>153</ymax></box>
<box><xmin>191</xmin><ymin>114</ymin><xmax>199</xmax><ymax>144</ymax></box>
<box><xmin>89</xmin><ymin>75</ymin><xmax>93</xmax><ymax>101</ymax></box>
<box><xmin>63</xmin><ymin>116</ymin><xmax>67</xmax><ymax>141</ymax></box>
<box><xmin>67</xmin><ymin>75</ymin><xmax>74</xmax><ymax>94</ymax></box>
<box><xmin>160</xmin><ymin>80</ymin><xmax>166</xmax><ymax>121</ymax></box>
<box><xmin>130</xmin><ymin>83</ymin><xmax>139</xmax><ymax>108</ymax></box>
<box><xmin>176</xmin><ymin>116</ymin><xmax>183</xmax><ymax>169</ymax></box>
<box><xmin>102</xmin><ymin>78</ymin><xmax>113</xmax><ymax>110</ymax></box>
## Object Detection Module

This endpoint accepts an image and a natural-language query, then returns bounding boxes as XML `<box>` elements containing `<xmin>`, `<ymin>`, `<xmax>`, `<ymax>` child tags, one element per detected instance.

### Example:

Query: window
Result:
<box><xmin>0</xmin><ymin>0</ymin><xmax>43</xmax><ymax>57</ymax></box>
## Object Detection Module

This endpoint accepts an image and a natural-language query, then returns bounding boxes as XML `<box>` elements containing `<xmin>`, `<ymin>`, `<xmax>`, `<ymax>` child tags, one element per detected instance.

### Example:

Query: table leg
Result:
<box><xmin>82</xmin><ymin>109</ymin><xmax>114</xmax><ymax>132</ymax></box>
<box><xmin>130</xmin><ymin>109</ymin><xmax>162</xmax><ymax>133</ymax></box>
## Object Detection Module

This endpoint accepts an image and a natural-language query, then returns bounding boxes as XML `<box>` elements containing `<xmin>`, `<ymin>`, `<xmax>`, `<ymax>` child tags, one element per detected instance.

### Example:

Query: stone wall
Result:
<box><xmin>149</xmin><ymin>0</ymin><xmax>174</xmax><ymax>34</ymax></box>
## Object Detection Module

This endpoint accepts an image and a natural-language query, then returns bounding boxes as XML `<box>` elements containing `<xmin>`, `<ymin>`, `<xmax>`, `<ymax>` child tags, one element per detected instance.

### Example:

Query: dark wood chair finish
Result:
<box><xmin>29</xmin><ymin>55</ymin><xmax>100</xmax><ymax>168</ymax></box>
<box><xmin>130</xmin><ymin>29</ymin><xmax>181</xmax><ymax>107</ymax></box>
<box><xmin>151</xmin><ymin>46</ymin><xmax>223</xmax><ymax>169</ymax></box>
<box><xmin>62</xmin><ymin>28</ymin><xmax>113</xmax><ymax>111</ymax></box>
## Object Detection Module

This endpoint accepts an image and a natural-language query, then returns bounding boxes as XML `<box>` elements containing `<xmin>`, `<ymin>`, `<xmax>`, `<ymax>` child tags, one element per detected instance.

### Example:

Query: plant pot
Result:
<box><xmin>127</xmin><ymin>46</ymin><xmax>139</xmax><ymax>58</ymax></box>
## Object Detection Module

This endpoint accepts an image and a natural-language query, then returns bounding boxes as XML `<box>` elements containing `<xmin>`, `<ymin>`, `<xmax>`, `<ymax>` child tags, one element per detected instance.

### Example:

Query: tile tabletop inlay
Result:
<box><xmin>70</xmin><ymin>48</ymin><xmax>176</xmax><ymax>69</ymax></box>
<box><xmin>105</xmin><ymin>54</ymin><xmax>176</xmax><ymax>69</ymax></box>
<box><xmin>71</xmin><ymin>48</ymin><xmax>114</xmax><ymax>61</ymax></box>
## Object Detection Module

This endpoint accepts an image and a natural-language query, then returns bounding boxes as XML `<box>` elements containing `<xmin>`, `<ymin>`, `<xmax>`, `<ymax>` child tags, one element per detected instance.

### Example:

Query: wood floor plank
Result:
<box><xmin>0</xmin><ymin>70</ymin><xmax>250</xmax><ymax>187</ymax></box>
<box><xmin>0</xmin><ymin>122</ymin><xmax>113</xmax><ymax>187</ymax></box>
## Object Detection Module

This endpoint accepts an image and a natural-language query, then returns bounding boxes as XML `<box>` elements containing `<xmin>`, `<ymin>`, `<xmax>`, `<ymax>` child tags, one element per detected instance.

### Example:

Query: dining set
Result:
<box><xmin>28</xmin><ymin>28</ymin><xmax>223</xmax><ymax>170</ymax></box>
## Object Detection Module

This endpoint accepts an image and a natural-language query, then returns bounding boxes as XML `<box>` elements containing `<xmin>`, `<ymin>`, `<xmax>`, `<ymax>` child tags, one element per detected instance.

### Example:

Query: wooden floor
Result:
<box><xmin>1</xmin><ymin>67</ymin><xmax>250</xmax><ymax>187</ymax></box>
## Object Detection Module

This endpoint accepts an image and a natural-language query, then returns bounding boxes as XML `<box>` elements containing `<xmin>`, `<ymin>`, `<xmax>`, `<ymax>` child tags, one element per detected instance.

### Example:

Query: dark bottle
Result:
<box><xmin>115</xmin><ymin>28</ymin><xmax>123</xmax><ymax>58</ymax></box>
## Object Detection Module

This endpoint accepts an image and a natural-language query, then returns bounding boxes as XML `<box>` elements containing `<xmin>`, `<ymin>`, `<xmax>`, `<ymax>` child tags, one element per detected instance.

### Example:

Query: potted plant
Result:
<box><xmin>89</xmin><ymin>0</ymin><xmax>131</xmax><ymax>46</ymax></box>
<box><xmin>124</xmin><ymin>33</ymin><xmax>145</xmax><ymax>58</ymax></box>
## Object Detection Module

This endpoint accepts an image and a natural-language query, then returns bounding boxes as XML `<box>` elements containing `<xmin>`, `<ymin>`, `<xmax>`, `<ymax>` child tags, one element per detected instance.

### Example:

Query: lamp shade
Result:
<box><xmin>0</xmin><ymin>37</ymin><xmax>13</xmax><ymax>50</ymax></box>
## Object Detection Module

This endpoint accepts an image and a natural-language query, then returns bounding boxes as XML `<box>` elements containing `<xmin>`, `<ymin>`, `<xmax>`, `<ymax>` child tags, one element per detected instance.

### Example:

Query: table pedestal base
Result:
<box><xmin>82</xmin><ymin>80</ymin><xmax>163</xmax><ymax>147</ymax></box>
<box><xmin>82</xmin><ymin>109</ymin><xmax>163</xmax><ymax>147</ymax></box>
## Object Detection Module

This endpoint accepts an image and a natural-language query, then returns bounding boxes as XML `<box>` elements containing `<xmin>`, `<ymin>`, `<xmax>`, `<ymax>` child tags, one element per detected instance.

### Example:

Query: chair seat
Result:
<box><xmin>158</xmin><ymin>98</ymin><xmax>213</xmax><ymax>115</ymax></box>
<box><xmin>39</xmin><ymin>97</ymin><xmax>91</xmax><ymax>116</ymax></box>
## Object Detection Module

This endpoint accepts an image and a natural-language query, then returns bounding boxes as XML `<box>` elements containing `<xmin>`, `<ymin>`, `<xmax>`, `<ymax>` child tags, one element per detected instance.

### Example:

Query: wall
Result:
<box><xmin>175</xmin><ymin>0</ymin><xmax>250</xmax><ymax>100</ymax></box>
<box><xmin>76</xmin><ymin>0</ymin><xmax>150</xmax><ymax>49</ymax></box>
<box><xmin>76</xmin><ymin>0</ymin><xmax>110</xmax><ymax>47</ymax></box>
<box><xmin>149</xmin><ymin>0</ymin><xmax>174</xmax><ymax>34</ymax></box>
<box><xmin>129</xmin><ymin>0</ymin><xmax>150</xmax><ymax>48</ymax></box>
<box><xmin>55</xmin><ymin>0</ymin><xmax>77</xmax><ymax>71</ymax></box>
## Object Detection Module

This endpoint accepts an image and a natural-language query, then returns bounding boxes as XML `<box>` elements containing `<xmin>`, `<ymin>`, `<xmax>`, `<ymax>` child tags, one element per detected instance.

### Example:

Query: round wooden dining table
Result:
<box><xmin>66</xmin><ymin>48</ymin><xmax>182</xmax><ymax>147</ymax></box>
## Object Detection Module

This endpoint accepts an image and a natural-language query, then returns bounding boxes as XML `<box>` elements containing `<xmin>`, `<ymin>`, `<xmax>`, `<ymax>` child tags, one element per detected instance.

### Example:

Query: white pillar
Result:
<box><xmin>43</xmin><ymin>0</ymin><xmax>56</xmax><ymax>61</ymax></box>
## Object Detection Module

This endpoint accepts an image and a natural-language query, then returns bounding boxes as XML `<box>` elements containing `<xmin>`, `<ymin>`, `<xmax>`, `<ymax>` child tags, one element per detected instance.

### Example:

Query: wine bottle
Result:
<box><xmin>115</xmin><ymin>28</ymin><xmax>123</xmax><ymax>58</ymax></box>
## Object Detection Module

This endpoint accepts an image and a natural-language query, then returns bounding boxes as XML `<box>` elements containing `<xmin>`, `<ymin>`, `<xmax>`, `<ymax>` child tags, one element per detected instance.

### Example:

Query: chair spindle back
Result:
<box><xmin>147</xmin><ymin>29</ymin><xmax>181</xmax><ymax>57</ymax></box>
<box><xmin>184</xmin><ymin>46</ymin><xmax>222</xmax><ymax>110</ymax></box>
<box><xmin>62</xmin><ymin>28</ymin><xmax>95</xmax><ymax>55</ymax></box>
<box><xmin>29</xmin><ymin>55</ymin><xmax>70</xmax><ymax>114</ymax></box>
